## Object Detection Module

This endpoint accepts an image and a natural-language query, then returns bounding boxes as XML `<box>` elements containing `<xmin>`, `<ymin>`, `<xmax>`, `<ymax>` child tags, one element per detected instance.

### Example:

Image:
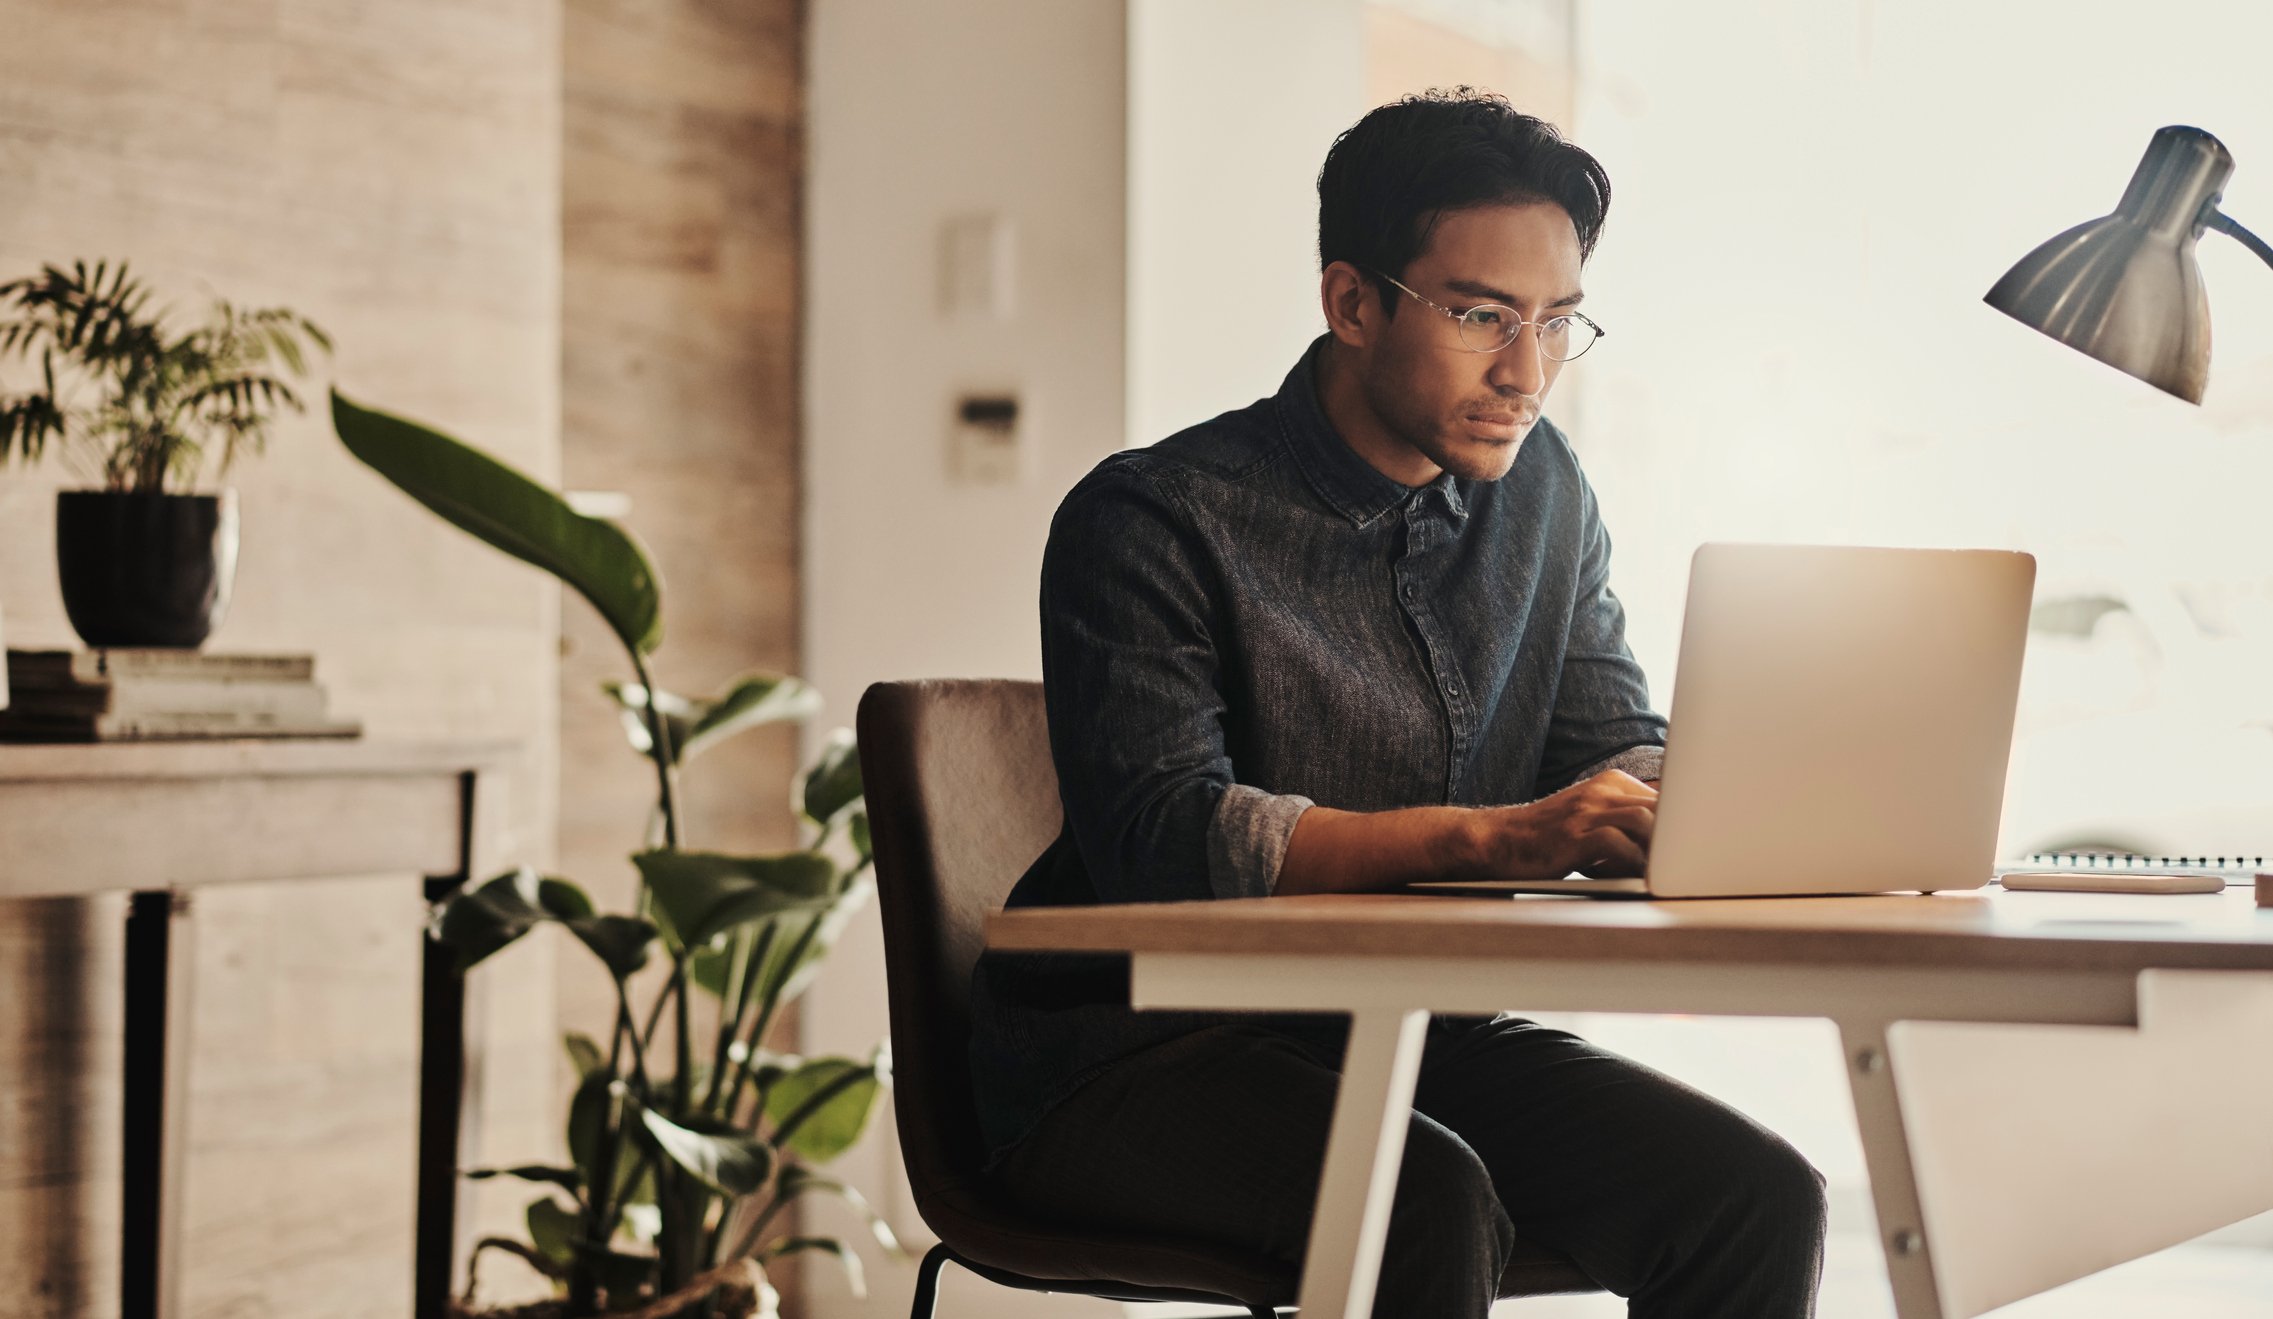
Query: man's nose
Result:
<box><xmin>1486</xmin><ymin>323</ymin><xmax>1548</xmax><ymax>397</ymax></box>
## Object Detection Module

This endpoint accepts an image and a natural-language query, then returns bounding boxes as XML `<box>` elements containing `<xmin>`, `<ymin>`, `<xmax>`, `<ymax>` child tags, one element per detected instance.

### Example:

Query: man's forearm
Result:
<box><xmin>1273</xmin><ymin>769</ymin><xmax>1660</xmax><ymax>896</ymax></box>
<box><xmin>1275</xmin><ymin>804</ymin><xmax>1485</xmax><ymax>896</ymax></box>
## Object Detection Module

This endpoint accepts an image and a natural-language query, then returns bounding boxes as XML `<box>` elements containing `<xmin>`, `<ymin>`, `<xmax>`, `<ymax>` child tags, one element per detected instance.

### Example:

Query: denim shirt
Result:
<box><xmin>967</xmin><ymin>337</ymin><xmax>1667</xmax><ymax>1166</ymax></box>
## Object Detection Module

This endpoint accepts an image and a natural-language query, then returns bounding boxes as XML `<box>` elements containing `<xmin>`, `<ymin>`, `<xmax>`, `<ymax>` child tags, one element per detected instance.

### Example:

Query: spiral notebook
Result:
<box><xmin>1993</xmin><ymin>852</ymin><xmax>2271</xmax><ymax>893</ymax></box>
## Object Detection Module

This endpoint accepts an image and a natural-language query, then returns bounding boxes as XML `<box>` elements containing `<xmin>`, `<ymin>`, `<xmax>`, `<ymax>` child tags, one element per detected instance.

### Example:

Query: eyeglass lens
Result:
<box><xmin>1457</xmin><ymin>306</ymin><xmax>1596</xmax><ymax>361</ymax></box>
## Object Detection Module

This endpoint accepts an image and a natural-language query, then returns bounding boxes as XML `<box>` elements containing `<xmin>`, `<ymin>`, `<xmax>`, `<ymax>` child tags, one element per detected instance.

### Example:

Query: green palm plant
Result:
<box><xmin>330</xmin><ymin>392</ymin><xmax>895</xmax><ymax>1317</ymax></box>
<box><xmin>1</xmin><ymin>260</ymin><xmax>329</xmax><ymax>490</ymax></box>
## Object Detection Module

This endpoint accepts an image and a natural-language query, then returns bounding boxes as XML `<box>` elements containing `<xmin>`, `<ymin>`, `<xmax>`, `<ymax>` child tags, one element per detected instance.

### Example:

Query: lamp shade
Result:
<box><xmin>1985</xmin><ymin>126</ymin><xmax>2232</xmax><ymax>403</ymax></box>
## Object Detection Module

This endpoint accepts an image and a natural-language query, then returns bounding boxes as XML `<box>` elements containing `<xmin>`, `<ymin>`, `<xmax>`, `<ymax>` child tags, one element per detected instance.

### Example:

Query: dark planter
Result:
<box><xmin>55</xmin><ymin>489</ymin><xmax>240</xmax><ymax>649</ymax></box>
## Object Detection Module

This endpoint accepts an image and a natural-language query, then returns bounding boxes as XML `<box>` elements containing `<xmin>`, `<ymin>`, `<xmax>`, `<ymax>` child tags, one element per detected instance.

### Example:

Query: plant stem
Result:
<box><xmin>612</xmin><ymin>976</ymin><xmax>651</xmax><ymax>1085</ymax></box>
<box><xmin>724</xmin><ymin>1184</ymin><xmax>796</xmax><ymax>1264</ymax></box>
<box><xmin>720</xmin><ymin>917</ymin><xmax>820</xmax><ymax>1121</ymax></box>
<box><xmin>628</xmin><ymin>651</ymin><xmax>682</xmax><ymax>850</ymax></box>
<box><xmin>673</xmin><ymin>951</ymin><xmax>695</xmax><ymax>1115</ymax></box>
<box><xmin>569</xmin><ymin>1002</ymin><xmax>634</xmax><ymax>1316</ymax></box>
<box><xmin>703</xmin><ymin>921</ymin><xmax>777</xmax><ymax>1116</ymax></box>
<box><xmin>641</xmin><ymin>957</ymin><xmax>686</xmax><ymax>1058</ymax></box>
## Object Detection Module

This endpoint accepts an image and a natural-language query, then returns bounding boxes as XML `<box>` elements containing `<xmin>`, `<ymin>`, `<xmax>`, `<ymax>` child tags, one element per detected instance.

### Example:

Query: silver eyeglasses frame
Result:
<box><xmin>1371</xmin><ymin>270</ymin><xmax>1605</xmax><ymax>361</ymax></box>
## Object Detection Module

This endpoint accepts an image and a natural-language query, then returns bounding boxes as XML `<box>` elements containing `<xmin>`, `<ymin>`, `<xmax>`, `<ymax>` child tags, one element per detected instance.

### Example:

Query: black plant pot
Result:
<box><xmin>55</xmin><ymin>490</ymin><xmax>240</xmax><ymax>649</ymax></box>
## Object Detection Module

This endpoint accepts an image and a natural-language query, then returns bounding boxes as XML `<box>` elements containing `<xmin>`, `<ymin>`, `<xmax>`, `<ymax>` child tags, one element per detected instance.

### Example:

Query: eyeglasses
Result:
<box><xmin>1371</xmin><ymin>271</ymin><xmax>1605</xmax><ymax>362</ymax></box>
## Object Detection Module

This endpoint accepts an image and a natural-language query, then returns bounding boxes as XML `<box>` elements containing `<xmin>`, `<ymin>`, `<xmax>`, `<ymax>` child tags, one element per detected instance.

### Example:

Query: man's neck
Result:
<box><xmin>1314</xmin><ymin>340</ymin><xmax>1441</xmax><ymax>488</ymax></box>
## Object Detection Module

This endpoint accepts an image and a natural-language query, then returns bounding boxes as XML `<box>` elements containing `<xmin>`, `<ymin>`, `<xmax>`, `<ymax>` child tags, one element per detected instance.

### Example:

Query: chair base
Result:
<box><xmin>910</xmin><ymin>1241</ymin><xmax>1284</xmax><ymax>1318</ymax></box>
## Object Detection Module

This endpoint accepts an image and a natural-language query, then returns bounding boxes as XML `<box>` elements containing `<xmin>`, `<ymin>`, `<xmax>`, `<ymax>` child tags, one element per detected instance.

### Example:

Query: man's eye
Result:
<box><xmin>1464</xmin><ymin>307</ymin><xmax>1508</xmax><ymax>327</ymax></box>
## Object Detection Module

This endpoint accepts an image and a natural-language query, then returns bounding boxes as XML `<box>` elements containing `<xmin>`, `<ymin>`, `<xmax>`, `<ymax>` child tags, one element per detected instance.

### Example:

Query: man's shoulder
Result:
<box><xmin>1070</xmin><ymin>393</ymin><xmax>1287</xmax><ymax>505</ymax></box>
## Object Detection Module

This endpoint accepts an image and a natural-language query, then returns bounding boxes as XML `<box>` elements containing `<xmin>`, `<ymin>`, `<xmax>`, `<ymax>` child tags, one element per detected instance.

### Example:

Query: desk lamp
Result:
<box><xmin>1987</xmin><ymin>125</ymin><xmax>2273</xmax><ymax>402</ymax></box>
<box><xmin>1984</xmin><ymin>124</ymin><xmax>2273</xmax><ymax>905</ymax></box>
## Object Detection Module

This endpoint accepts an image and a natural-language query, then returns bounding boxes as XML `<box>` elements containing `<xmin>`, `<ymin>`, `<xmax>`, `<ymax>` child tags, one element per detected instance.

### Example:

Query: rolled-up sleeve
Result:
<box><xmin>1534</xmin><ymin>473</ymin><xmax>1668</xmax><ymax>795</ymax></box>
<box><xmin>1041</xmin><ymin>463</ymin><xmax>1312</xmax><ymax>903</ymax></box>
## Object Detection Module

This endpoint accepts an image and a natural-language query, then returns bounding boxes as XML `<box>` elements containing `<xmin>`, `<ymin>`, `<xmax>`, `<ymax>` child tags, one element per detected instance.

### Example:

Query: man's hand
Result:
<box><xmin>1276</xmin><ymin>769</ymin><xmax>1659</xmax><ymax>896</ymax></box>
<box><xmin>1463</xmin><ymin>769</ymin><xmax>1658</xmax><ymax>880</ymax></box>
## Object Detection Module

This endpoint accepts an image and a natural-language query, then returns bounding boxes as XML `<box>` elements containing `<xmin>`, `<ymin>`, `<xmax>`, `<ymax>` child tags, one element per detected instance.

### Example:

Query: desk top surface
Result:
<box><xmin>0</xmin><ymin>737</ymin><xmax>514</xmax><ymax>783</ymax></box>
<box><xmin>989</xmin><ymin>887</ymin><xmax>2273</xmax><ymax>974</ymax></box>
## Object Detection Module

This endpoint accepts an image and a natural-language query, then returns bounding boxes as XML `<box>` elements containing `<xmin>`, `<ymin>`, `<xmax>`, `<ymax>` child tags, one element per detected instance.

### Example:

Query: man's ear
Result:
<box><xmin>1320</xmin><ymin>260</ymin><xmax>1380</xmax><ymax>348</ymax></box>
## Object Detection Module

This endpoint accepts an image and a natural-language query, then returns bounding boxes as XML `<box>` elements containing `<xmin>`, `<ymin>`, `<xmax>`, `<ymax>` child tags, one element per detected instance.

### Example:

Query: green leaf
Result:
<box><xmin>750</xmin><ymin>879</ymin><xmax>872</xmax><ymax>1010</ymax></box>
<box><xmin>764</xmin><ymin>1055</ymin><xmax>883</xmax><ymax>1164</ymax></box>
<box><xmin>567</xmin><ymin>914</ymin><xmax>658</xmax><ymax>980</ymax></box>
<box><xmin>432</xmin><ymin>871</ymin><xmax>638</xmax><ymax>980</ymax></box>
<box><xmin>567</xmin><ymin>1071</ymin><xmax>616</xmax><ymax>1194</ymax></box>
<box><xmin>633</xmin><ymin>849</ymin><xmax>838</xmax><ymax>950</ymax></box>
<box><xmin>564</xmin><ymin>1031</ymin><xmax>606</xmax><ymax>1078</ymax></box>
<box><xmin>687</xmin><ymin>673</ymin><xmax>822</xmax><ymax>758</ymax></box>
<box><xmin>760</xmin><ymin>1235</ymin><xmax>866</xmax><ymax>1299</ymax></box>
<box><xmin>331</xmin><ymin>389</ymin><xmax>663</xmax><ymax>656</ymax></box>
<box><xmin>686</xmin><ymin>938</ymin><xmax>733</xmax><ymax>999</ymax></box>
<box><xmin>603</xmin><ymin>672</ymin><xmax>821</xmax><ymax>768</ymax></box>
<box><xmin>801</xmin><ymin>729</ymin><xmax>863</xmax><ymax>826</ymax></box>
<box><xmin>537</xmin><ymin>878</ymin><xmax>597</xmax><ymax>921</ymax></box>
<box><xmin>636</xmin><ymin>1106</ymin><xmax>774</xmax><ymax>1197</ymax></box>
<box><xmin>430</xmin><ymin>868</ymin><xmax>550</xmax><ymax>973</ymax></box>
<box><xmin>848</xmin><ymin>810</ymin><xmax>872</xmax><ymax>865</ymax></box>
<box><xmin>467</xmin><ymin>1163</ymin><xmax>582</xmax><ymax>1193</ymax></box>
<box><xmin>528</xmin><ymin>1196</ymin><xmax>581</xmax><ymax>1268</ymax></box>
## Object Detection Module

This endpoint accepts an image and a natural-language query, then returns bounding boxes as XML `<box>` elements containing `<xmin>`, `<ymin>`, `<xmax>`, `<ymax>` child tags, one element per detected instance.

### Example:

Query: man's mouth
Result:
<box><xmin>1465</xmin><ymin>411</ymin><xmax>1534</xmax><ymax>439</ymax></box>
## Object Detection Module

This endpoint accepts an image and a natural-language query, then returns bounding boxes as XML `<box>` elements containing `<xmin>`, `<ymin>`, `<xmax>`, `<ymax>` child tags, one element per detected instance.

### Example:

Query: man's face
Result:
<box><xmin>1351</xmin><ymin>201</ymin><xmax>1585</xmax><ymax>483</ymax></box>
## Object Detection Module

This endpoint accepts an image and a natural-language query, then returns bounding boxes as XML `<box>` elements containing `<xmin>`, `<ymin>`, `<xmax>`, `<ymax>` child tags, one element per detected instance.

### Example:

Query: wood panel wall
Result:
<box><xmin>558</xmin><ymin>0</ymin><xmax>808</xmax><ymax>1308</ymax></box>
<box><xmin>0</xmin><ymin>1</ymin><xmax>564</xmax><ymax>1314</ymax></box>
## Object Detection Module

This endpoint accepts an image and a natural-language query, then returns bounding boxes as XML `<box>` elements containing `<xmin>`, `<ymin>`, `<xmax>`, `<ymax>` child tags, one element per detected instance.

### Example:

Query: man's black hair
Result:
<box><xmin>1318</xmin><ymin>88</ymin><xmax>1610</xmax><ymax>315</ymax></box>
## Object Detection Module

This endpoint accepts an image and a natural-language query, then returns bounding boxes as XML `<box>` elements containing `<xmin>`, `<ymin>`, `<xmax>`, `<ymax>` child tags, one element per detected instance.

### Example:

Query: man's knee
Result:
<box><xmin>1728</xmin><ymin>1132</ymin><xmax>1830</xmax><ymax>1244</ymax></box>
<box><xmin>1384</xmin><ymin>1121</ymin><xmax>1515</xmax><ymax>1279</ymax></box>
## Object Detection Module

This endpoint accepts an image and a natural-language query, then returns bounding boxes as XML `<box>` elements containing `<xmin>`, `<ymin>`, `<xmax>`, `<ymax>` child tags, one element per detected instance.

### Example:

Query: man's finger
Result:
<box><xmin>1577</xmin><ymin>827</ymin><xmax>1648</xmax><ymax>877</ymax></box>
<box><xmin>1588</xmin><ymin>804</ymin><xmax>1655</xmax><ymax>843</ymax></box>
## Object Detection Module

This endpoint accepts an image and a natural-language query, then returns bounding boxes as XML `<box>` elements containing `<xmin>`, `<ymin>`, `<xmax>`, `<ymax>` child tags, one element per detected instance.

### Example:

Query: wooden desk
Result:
<box><xmin>0</xmin><ymin>739</ymin><xmax>509</xmax><ymax>1319</ymax></box>
<box><xmin>992</xmin><ymin>888</ymin><xmax>2273</xmax><ymax>1319</ymax></box>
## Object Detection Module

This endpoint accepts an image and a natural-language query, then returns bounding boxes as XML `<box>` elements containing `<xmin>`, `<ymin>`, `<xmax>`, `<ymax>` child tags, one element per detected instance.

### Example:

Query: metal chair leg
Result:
<box><xmin>909</xmin><ymin>1242</ymin><xmax>952</xmax><ymax>1319</ymax></box>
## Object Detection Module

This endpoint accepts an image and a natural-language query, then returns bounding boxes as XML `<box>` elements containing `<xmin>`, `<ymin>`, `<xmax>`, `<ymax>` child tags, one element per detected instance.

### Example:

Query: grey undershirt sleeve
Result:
<box><xmin>1585</xmin><ymin>743</ymin><xmax>1666</xmax><ymax>784</ymax></box>
<box><xmin>1207</xmin><ymin>783</ymin><xmax>1316</xmax><ymax>900</ymax></box>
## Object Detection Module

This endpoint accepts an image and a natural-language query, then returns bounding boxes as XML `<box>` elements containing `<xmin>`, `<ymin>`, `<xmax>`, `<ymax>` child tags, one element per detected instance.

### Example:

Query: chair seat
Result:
<box><xmin>928</xmin><ymin>1177</ymin><xmax>1600</xmax><ymax>1305</ymax></box>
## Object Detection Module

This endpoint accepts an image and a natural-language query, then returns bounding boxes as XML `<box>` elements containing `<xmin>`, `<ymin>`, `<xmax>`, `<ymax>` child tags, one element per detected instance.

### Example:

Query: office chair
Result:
<box><xmin>856</xmin><ymin>678</ymin><xmax>1598</xmax><ymax>1317</ymax></box>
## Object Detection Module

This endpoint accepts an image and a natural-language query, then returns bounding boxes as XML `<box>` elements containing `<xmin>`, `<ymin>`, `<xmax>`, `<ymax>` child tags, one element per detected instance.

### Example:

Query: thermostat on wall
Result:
<box><xmin>952</xmin><ymin>394</ymin><xmax>1026</xmax><ymax>485</ymax></box>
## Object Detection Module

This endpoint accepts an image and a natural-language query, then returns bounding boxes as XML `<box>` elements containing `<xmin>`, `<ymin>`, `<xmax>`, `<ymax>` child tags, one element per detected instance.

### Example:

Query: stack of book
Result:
<box><xmin>0</xmin><ymin>648</ymin><xmax>362</xmax><ymax>742</ymax></box>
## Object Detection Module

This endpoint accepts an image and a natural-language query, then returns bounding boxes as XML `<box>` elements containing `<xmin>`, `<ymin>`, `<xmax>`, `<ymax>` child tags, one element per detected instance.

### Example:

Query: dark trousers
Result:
<box><xmin>995</xmin><ymin>1017</ymin><xmax>1827</xmax><ymax>1318</ymax></box>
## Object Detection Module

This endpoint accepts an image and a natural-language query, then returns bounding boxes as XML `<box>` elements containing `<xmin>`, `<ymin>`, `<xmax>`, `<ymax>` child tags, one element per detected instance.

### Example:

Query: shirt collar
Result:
<box><xmin>1276</xmin><ymin>336</ymin><xmax>1469</xmax><ymax>529</ymax></box>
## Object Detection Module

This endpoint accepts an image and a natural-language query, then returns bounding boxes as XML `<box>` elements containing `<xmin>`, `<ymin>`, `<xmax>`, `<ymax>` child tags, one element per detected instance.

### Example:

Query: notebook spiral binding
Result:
<box><xmin>2020</xmin><ymin>852</ymin><xmax>2268</xmax><ymax>876</ymax></box>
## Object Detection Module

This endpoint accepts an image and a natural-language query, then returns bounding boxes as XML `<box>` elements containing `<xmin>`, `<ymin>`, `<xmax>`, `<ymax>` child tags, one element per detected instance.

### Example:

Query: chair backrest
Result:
<box><xmin>857</xmin><ymin>679</ymin><xmax>1060</xmax><ymax>1216</ymax></box>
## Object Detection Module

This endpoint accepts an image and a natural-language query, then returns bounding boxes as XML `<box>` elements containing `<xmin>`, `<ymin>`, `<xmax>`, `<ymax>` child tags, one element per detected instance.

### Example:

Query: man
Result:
<box><xmin>969</xmin><ymin>89</ymin><xmax>1827</xmax><ymax>1317</ymax></box>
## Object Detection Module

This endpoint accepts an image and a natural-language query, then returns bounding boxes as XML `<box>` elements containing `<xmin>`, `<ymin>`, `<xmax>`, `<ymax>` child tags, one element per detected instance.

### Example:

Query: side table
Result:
<box><xmin>0</xmin><ymin>739</ymin><xmax>510</xmax><ymax>1319</ymax></box>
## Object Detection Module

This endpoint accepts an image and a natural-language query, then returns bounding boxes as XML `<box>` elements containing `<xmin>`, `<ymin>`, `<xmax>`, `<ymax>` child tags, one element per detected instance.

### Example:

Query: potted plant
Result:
<box><xmin>330</xmin><ymin>392</ymin><xmax>896</xmax><ymax>1318</ymax></box>
<box><xmin>0</xmin><ymin>260</ymin><xmax>329</xmax><ymax>648</ymax></box>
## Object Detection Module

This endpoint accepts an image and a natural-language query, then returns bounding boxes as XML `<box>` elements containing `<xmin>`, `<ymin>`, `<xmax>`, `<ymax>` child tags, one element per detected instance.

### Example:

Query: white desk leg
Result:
<box><xmin>1839</xmin><ymin>1019</ymin><xmax>1942</xmax><ymax>1319</ymax></box>
<box><xmin>1297</xmin><ymin>1008</ymin><xmax>1430</xmax><ymax>1319</ymax></box>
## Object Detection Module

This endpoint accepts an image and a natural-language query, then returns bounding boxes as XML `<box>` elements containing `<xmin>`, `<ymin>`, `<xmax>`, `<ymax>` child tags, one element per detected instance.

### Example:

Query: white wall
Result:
<box><xmin>802</xmin><ymin>2</ymin><xmax>1128</xmax><ymax>1314</ymax></box>
<box><xmin>1127</xmin><ymin>0</ymin><xmax>1364</xmax><ymax>443</ymax></box>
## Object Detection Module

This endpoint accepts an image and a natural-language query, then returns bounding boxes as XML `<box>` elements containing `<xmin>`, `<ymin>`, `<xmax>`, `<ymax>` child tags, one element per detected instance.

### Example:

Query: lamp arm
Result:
<box><xmin>2208</xmin><ymin>210</ymin><xmax>2273</xmax><ymax>272</ymax></box>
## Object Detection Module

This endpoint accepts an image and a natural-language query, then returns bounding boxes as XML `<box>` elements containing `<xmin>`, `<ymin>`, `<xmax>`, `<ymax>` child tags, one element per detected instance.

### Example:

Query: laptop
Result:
<box><xmin>1409</xmin><ymin>543</ymin><xmax>2037</xmax><ymax>899</ymax></box>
